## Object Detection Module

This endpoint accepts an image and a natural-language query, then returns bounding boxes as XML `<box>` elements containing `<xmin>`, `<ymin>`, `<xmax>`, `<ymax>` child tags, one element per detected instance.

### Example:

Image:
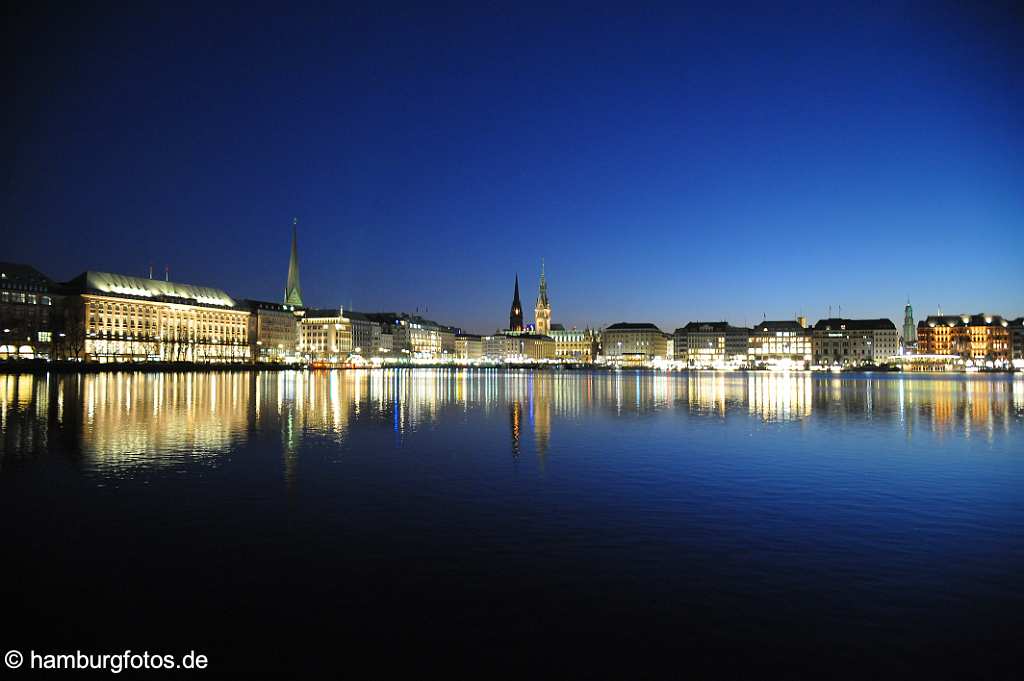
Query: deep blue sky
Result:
<box><xmin>5</xmin><ymin>1</ymin><xmax>1022</xmax><ymax>333</ymax></box>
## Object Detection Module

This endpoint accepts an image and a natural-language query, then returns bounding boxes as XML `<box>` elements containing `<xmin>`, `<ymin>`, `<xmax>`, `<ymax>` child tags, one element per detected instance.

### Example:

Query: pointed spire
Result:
<box><xmin>509</xmin><ymin>273</ymin><xmax>523</xmax><ymax>332</ymax></box>
<box><xmin>537</xmin><ymin>257</ymin><xmax>549</xmax><ymax>307</ymax></box>
<box><xmin>284</xmin><ymin>217</ymin><xmax>303</xmax><ymax>307</ymax></box>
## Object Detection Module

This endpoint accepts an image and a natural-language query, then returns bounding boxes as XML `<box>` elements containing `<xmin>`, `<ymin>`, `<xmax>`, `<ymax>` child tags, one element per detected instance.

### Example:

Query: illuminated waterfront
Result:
<box><xmin>2</xmin><ymin>369</ymin><xmax>1023</xmax><ymax>677</ymax></box>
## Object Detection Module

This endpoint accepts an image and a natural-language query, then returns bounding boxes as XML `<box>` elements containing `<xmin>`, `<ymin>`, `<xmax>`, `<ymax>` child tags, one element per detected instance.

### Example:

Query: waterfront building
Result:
<box><xmin>509</xmin><ymin>275</ymin><xmax>524</xmax><ymax>332</ymax></box>
<box><xmin>673</xmin><ymin>322</ymin><xmax>749</xmax><ymax>367</ymax></box>
<box><xmin>242</xmin><ymin>300</ymin><xmax>301</xmax><ymax>362</ymax></box>
<box><xmin>902</xmin><ymin>300</ymin><xmax>916</xmax><ymax>351</ymax></box>
<box><xmin>748</xmin><ymin>320</ymin><xmax>812</xmax><ymax>368</ymax></box>
<box><xmin>69</xmin><ymin>270</ymin><xmax>250</xmax><ymax>363</ymax></box>
<box><xmin>1009</xmin><ymin>318</ymin><xmax>1024</xmax><ymax>360</ymax></box>
<box><xmin>0</xmin><ymin>262</ymin><xmax>57</xmax><ymax>360</ymax></box>
<box><xmin>548</xmin><ymin>325</ymin><xmax>597</xmax><ymax>363</ymax></box>
<box><xmin>811</xmin><ymin>318</ymin><xmax>899</xmax><ymax>366</ymax></box>
<box><xmin>299</xmin><ymin>307</ymin><xmax>352</xmax><ymax>361</ymax></box>
<box><xmin>347</xmin><ymin>311</ymin><xmax>385</xmax><ymax>357</ymax></box>
<box><xmin>284</xmin><ymin>220</ymin><xmax>304</xmax><ymax>307</ymax></box>
<box><xmin>365</xmin><ymin>313</ymin><xmax>453</xmax><ymax>360</ymax></box>
<box><xmin>380</xmin><ymin>329</ymin><xmax>394</xmax><ymax>354</ymax></box>
<box><xmin>454</xmin><ymin>333</ymin><xmax>484</xmax><ymax>360</ymax></box>
<box><xmin>483</xmin><ymin>333</ymin><xmax>556</xmax><ymax>361</ymax></box>
<box><xmin>534</xmin><ymin>260</ymin><xmax>551</xmax><ymax>336</ymax></box>
<box><xmin>603</xmin><ymin>323</ymin><xmax>668</xmax><ymax>365</ymax></box>
<box><xmin>917</xmin><ymin>314</ymin><xmax>1011</xmax><ymax>363</ymax></box>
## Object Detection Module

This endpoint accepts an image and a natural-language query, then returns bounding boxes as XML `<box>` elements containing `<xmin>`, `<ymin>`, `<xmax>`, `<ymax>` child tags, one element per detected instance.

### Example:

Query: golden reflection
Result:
<box><xmin>1</xmin><ymin>371</ymin><xmax>1022</xmax><ymax>477</ymax></box>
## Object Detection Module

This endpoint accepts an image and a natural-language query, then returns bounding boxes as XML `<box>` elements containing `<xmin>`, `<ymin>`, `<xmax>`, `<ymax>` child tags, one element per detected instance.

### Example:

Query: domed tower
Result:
<box><xmin>534</xmin><ymin>259</ymin><xmax>551</xmax><ymax>335</ymax></box>
<box><xmin>509</xmin><ymin>274</ymin><xmax>523</xmax><ymax>332</ymax></box>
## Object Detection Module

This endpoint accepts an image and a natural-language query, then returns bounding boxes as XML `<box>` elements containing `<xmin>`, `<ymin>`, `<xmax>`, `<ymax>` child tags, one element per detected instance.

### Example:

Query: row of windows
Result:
<box><xmin>1</xmin><ymin>292</ymin><xmax>52</xmax><ymax>305</ymax></box>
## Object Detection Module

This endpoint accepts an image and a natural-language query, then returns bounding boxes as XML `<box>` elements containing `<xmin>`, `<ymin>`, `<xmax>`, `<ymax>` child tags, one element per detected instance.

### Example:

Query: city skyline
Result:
<box><xmin>6</xmin><ymin>2</ymin><xmax>1023</xmax><ymax>333</ymax></box>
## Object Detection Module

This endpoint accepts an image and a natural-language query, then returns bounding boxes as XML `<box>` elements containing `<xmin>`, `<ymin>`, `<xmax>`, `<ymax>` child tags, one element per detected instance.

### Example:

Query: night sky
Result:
<box><xmin>5</xmin><ymin>2</ymin><xmax>1022</xmax><ymax>334</ymax></box>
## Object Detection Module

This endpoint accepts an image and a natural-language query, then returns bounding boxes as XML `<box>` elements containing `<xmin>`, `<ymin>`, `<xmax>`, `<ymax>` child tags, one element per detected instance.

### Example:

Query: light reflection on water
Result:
<box><xmin>2</xmin><ymin>368</ymin><xmax>1023</xmax><ymax>677</ymax></box>
<box><xmin>1</xmin><ymin>370</ymin><xmax>1022</xmax><ymax>475</ymax></box>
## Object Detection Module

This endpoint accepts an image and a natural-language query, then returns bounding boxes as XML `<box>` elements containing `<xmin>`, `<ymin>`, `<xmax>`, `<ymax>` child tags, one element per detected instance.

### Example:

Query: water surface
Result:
<box><xmin>2</xmin><ymin>370</ymin><xmax>1022</xmax><ymax>678</ymax></box>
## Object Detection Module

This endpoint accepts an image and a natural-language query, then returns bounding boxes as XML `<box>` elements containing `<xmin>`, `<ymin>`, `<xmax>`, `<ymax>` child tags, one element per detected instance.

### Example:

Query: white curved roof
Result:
<box><xmin>82</xmin><ymin>271</ymin><xmax>236</xmax><ymax>308</ymax></box>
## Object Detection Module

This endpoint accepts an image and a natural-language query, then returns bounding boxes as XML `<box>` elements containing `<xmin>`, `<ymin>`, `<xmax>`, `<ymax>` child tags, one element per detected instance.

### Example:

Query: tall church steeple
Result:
<box><xmin>903</xmin><ymin>298</ymin><xmax>916</xmax><ymax>348</ymax></box>
<box><xmin>284</xmin><ymin>218</ymin><xmax>303</xmax><ymax>307</ymax></box>
<box><xmin>534</xmin><ymin>258</ymin><xmax>551</xmax><ymax>335</ymax></box>
<box><xmin>509</xmin><ymin>274</ymin><xmax>523</xmax><ymax>332</ymax></box>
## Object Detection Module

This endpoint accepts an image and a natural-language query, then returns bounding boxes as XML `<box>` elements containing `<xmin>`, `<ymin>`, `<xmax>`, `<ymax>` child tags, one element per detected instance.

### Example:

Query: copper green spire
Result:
<box><xmin>284</xmin><ymin>218</ymin><xmax>303</xmax><ymax>307</ymax></box>
<box><xmin>537</xmin><ymin>258</ymin><xmax>548</xmax><ymax>307</ymax></box>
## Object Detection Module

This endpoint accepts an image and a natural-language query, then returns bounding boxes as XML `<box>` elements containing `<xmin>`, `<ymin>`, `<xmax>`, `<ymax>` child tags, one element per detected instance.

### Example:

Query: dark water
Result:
<box><xmin>2</xmin><ymin>370</ymin><xmax>1022</xmax><ymax>678</ymax></box>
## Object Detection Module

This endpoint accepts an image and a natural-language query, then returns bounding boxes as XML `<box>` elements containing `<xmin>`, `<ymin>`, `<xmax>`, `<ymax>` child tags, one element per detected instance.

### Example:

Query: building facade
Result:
<box><xmin>748</xmin><ymin>320</ymin><xmax>811</xmax><ymax>367</ymax></box>
<box><xmin>603</xmin><ymin>323</ymin><xmax>668</xmax><ymax>365</ymax></box>
<box><xmin>549</xmin><ymin>325</ymin><xmax>596</xmax><ymax>363</ymax></box>
<box><xmin>454</xmin><ymin>333</ymin><xmax>484</xmax><ymax>360</ymax></box>
<box><xmin>483</xmin><ymin>333</ymin><xmax>556</xmax><ymax>361</ymax></box>
<box><xmin>811</xmin><ymin>318</ymin><xmax>899</xmax><ymax>366</ymax></box>
<box><xmin>242</xmin><ymin>300</ymin><xmax>300</xmax><ymax>362</ymax></box>
<box><xmin>1009</xmin><ymin>318</ymin><xmax>1024</xmax><ymax>361</ymax></box>
<box><xmin>367</xmin><ymin>313</ymin><xmax>453</xmax><ymax>360</ymax></box>
<box><xmin>347</xmin><ymin>311</ymin><xmax>384</xmax><ymax>357</ymax></box>
<box><xmin>69</xmin><ymin>271</ymin><xmax>250</xmax><ymax>363</ymax></box>
<box><xmin>0</xmin><ymin>263</ymin><xmax>57</xmax><ymax>359</ymax></box>
<box><xmin>673</xmin><ymin>322</ymin><xmax>749</xmax><ymax>367</ymax></box>
<box><xmin>299</xmin><ymin>308</ymin><xmax>352</xmax><ymax>361</ymax></box>
<box><xmin>916</xmin><ymin>314</ymin><xmax>1011</xmax><ymax>363</ymax></box>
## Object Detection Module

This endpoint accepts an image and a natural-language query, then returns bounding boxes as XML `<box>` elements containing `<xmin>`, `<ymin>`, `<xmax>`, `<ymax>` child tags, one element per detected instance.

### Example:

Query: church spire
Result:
<box><xmin>537</xmin><ymin>258</ymin><xmax>548</xmax><ymax>307</ymax></box>
<box><xmin>509</xmin><ymin>274</ymin><xmax>523</xmax><ymax>332</ymax></box>
<box><xmin>534</xmin><ymin>258</ymin><xmax>551</xmax><ymax>335</ymax></box>
<box><xmin>284</xmin><ymin>218</ymin><xmax>303</xmax><ymax>307</ymax></box>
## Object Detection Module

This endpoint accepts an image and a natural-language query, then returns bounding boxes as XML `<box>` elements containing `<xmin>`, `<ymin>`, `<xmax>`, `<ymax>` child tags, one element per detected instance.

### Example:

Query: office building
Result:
<box><xmin>748</xmin><ymin>320</ymin><xmax>811</xmax><ymax>367</ymax></box>
<box><xmin>242</xmin><ymin>300</ymin><xmax>301</xmax><ymax>362</ymax></box>
<box><xmin>603</xmin><ymin>323</ymin><xmax>668</xmax><ymax>365</ymax></box>
<box><xmin>299</xmin><ymin>307</ymin><xmax>352</xmax><ymax>361</ymax></box>
<box><xmin>673</xmin><ymin>322</ymin><xmax>749</xmax><ymax>367</ymax></box>
<box><xmin>0</xmin><ymin>262</ymin><xmax>57</xmax><ymax>360</ymax></box>
<box><xmin>68</xmin><ymin>270</ymin><xmax>250</xmax><ymax>363</ymax></box>
<box><xmin>812</xmin><ymin>318</ymin><xmax>899</xmax><ymax>366</ymax></box>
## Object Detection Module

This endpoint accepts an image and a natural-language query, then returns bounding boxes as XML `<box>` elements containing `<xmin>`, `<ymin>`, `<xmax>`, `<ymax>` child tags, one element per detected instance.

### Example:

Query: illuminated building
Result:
<box><xmin>69</xmin><ymin>271</ymin><xmax>250</xmax><ymax>363</ymax></box>
<box><xmin>365</xmin><ymin>313</ymin><xmax>454</xmax><ymax>360</ymax></box>
<box><xmin>902</xmin><ymin>300</ymin><xmax>916</xmax><ymax>351</ymax></box>
<box><xmin>346</xmin><ymin>312</ymin><xmax>385</xmax><ymax>357</ymax></box>
<box><xmin>483</xmin><ymin>333</ymin><xmax>555</xmax><ymax>361</ymax></box>
<box><xmin>0</xmin><ymin>262</ymin><xmax>56</xmax><ymax>360</ymax></box>
<box><xmin>299</xmin><ymin>307</ymin><xmax>352</xmax><ymax>361</ymax></box>
<box><xmin>284</xmin><ymin>219</ymin><xmax>304</xmax><ymax>307</ymax></box>
<box><xmin>811</xmin><ymin>318</ymin><xmax>899</xmax><ymax>366</ymax></box>
<box><xmin>454</xmin><ymin>333</ymin><xmax>483</xmax><ymax>360</ymax></box>
<box><xmin>242</xmin><ymin>300</ymin><xmax>301</xmax><ymax>362</ymax></box>
<box><xmin>673</xmin><ymin>322</ymin><xmax>748</xmax><ymax>367</ymax></box>
<box><xmin>917</xmin><ymin>314</ymin><xmax>1011</xmax><ymax>363</ymax></box>
<box><xmin>748</xmin><ymin>320</ymin><xmax>811</xmax><ymax>368</ymax></box>
<box><xmin>603</xmin><ymin>323</ymin><xmax>668</xmax><ymax>365</ymax></box>
<box><xmin>1010</xmin><ymin>318</ymin><xmax>1024</xmax><ymax>360</ymax></box>
<box><xmin>509</xmin><ymin>274</ymin><xmax>523</xmax><ymax>332</ymax></box>
<box><xmin>534</xmin><ymin>260</ymin><xmax>551</xmax><ymax>336</ymax></box>
<box><xmin>549</xmin><ymin>325</ymin><xmax>597</xmax><ymax>363</ymax></box>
